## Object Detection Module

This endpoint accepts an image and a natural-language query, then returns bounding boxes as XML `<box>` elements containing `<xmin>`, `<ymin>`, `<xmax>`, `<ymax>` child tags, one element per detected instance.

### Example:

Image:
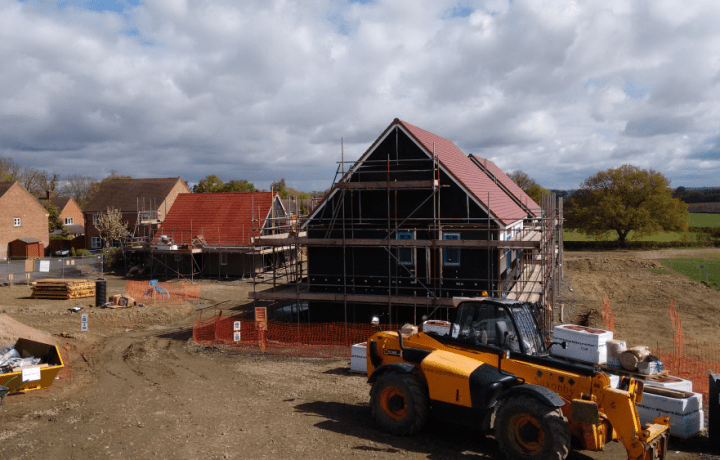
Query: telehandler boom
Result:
<box><xmin>366</xmin><ymin>298</ymin><xmax>670</xmax><ymax>460</ymax></box>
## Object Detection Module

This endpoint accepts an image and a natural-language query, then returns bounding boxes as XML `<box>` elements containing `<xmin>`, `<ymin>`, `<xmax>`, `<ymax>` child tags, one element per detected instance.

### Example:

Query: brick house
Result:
<box><xmin>83</xmin><ymin>177</ymin><xmax>190</xmax><ymax>250</ymax></box>
<box><xmin>0</xmin><ymin>182</ymin><xmax>49</xmax><ymax>260</ymax></box>
<box><xmin>39</xmin><ymin>193</ymin><xmax>85</xmax><ymax>236</ymax></box>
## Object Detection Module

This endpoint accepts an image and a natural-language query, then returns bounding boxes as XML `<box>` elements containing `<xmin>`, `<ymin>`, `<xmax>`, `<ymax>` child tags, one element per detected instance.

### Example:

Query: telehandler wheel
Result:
<box><xmin>370</xmin><ymin>371</ymin><xmax>429</xmax><ymax>436</ymax></box>
<box><xmin>494</xmin><ymin>394</ymin><xmax>571</xmax><ymax>460</ymax></box>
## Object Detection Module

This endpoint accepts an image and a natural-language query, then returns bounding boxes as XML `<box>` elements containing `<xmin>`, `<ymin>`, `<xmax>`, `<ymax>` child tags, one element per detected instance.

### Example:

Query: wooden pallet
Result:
<box><xmin>600</xmin><ymin>364</ymin><xmax>669</xmax><ymax>381</ymax></box>
<box><xmin>31</xmin><ymin>279</ymin><xmax>96</xmax><ymax>300</ymax></box>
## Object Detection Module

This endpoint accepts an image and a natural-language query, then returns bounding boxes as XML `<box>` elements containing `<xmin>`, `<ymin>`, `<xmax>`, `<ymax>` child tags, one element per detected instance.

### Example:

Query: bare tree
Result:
<box><xmin>60</xmin><ymin>174</ymin><xmax>100</xmax><ymax>209</ymax></box>
<box><xmin>507</xmin><ymin>170</ymin><xmax>538</xmax><ymax>191</ymax></box>
<box><xmin>0</xmin><ymin>154</ymin><xmax>20</xmax><ymax>182</ymax></box>
<box><xmin>95</xmin><ymin>207</ymin><xmax>130</xmax><ymax>249</ymax></box>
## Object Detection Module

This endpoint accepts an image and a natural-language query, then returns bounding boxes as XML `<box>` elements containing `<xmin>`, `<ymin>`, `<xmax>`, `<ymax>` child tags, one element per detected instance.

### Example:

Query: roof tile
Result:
<box><xmin>158</xmin><ymin>192</ymin><xmax>276</xmax><ymax>247</ymax></box>
<box><xmin>397</xmin><ymin>120</ymin><xmax>528</xmax><ymax>226</ymax></box>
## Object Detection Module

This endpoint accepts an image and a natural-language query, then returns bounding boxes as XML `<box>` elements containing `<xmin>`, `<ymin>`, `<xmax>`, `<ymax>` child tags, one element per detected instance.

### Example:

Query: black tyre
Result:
<box><xmin>494</xmin><ymin>395</ymin><xmax>571</xmax><ymax>460</ymax></box>
<box><xmin>369</xmin><ymin>371</ymin><xmax>429</xmax><ymax>436</ymax></box>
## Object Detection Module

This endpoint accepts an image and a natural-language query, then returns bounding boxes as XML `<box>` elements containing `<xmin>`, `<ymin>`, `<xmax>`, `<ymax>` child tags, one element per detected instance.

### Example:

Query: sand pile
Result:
<box><xmin>0</xmin><ymin>314</ymin><xmax>56</xmax><ymax>346</ymax></box>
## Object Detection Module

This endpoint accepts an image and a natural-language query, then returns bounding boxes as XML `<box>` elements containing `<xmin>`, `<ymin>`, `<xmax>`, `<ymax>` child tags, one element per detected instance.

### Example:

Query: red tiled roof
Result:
<box><xmin>468</xmin><ymin>155</ymin><xmax>541</xmax><ymax>217</ymax></box>
<box><xmin>157</xmin><ymin>192</ymin><xmax>276</xmax><ymax>247</ymax></box>
<box><xmin>396</xmin><ymin>120</ymin><xmax>528</xmax><ymax>226</ymax></box>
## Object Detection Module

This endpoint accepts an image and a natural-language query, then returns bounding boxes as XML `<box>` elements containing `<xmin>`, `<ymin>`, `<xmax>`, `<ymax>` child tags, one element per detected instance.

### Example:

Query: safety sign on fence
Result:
<box><xmin>234</xmin><ymin>321</ymin><xmax>241</xmax><ymax>342</ymax></box>
<box><xmin>81</xmin><ymin>314</ymin><xmax>88</xmax><ymax>332</ymax></box>
<box><xmin>255</xmin><ymin>307</ymin><xmax>267</xmax><ymax>352</ymax></box>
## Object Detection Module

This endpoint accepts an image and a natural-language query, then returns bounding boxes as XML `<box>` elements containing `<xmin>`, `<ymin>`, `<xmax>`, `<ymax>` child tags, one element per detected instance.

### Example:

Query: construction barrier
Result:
<box><xmin>601</xmin><ymin>293</ymin><xmax>615</xmax><ymax>333</ymax></box>
<box><xmin>193</xmin><ymin>310</ymin><xmax>400</xmax><ymax>358</ymax></box>
<box><xmin>601</xmin><ymin>296</ymin><xmax>720</xmax><ymax>402</ymax></box>
<box><xmin>125</xmin><ymin>280</ymin><xmax>201</xmax><ymax>305</ymax></box>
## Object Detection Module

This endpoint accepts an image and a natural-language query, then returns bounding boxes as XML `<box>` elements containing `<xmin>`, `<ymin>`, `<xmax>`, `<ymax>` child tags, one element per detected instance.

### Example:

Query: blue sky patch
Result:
<box><xmin>450</xmin><ymin>6</ymin><xmax>474</xmax><ymax>17</ymax></box>
<box><xmin>583</xmin><ymin>78</ymin><xmax>605</xmax><ymax>91</ymax></box>
<box><xmin>623</xmin><ymin>80</ymin><xmax>650</xmax><ymax>100</ymax></box>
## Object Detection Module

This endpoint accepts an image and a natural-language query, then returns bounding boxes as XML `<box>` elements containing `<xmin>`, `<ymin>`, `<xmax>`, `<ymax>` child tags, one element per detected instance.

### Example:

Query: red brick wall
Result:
<box><xmin>0</xmin><ymin>183</ymin><xmax>49</xmax><ymax>260</ymax></box>
<box><xmin>60</xmin><ymin>199</ymin><xmax>84</xmax><ymax>229</ymax></box>
<box><xmin>158</xmin><ymin>179</ymin><xmax>190</xmax><ymax>221</ymax></box>
<box><xmin>84</xmin><ymin>212</ymin><xmax>138</xmax><ymax>249</ymax></box>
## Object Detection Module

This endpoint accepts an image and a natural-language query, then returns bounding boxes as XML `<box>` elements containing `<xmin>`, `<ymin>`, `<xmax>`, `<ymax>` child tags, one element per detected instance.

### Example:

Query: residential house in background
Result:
<box><xmin>83</xmin><ymin>177</ymin><xmax>190</xmax><ymax>250</ymax></box>
<box><xmin>0</xmin><ymin>181</ymin><xmax>49</xmax><ymax>259</ymax></box>
<box><xmin>127</xmin><ymin>192</ymin><xmax>293</xmax><ymax>279</ymax></box>
<box><xmin>39</xmin><ymin>192</ymin><xmax>85</xmax><ymax>236</ymax></box>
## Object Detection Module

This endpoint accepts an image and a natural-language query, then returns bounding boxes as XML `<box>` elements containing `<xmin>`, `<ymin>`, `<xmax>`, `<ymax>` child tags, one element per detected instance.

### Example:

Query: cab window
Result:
<box><xmin>451</xmin><ymin>302</ymin><xmax>521</xmax><ymax>352</ymax></box>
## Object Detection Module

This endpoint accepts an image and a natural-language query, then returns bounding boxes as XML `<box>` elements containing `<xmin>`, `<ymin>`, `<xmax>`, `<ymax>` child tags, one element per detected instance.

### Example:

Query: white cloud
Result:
<box><xmin>0</xmin><ymin>0</ymin><xmax>719</xmax><ymax>191</ymax></box>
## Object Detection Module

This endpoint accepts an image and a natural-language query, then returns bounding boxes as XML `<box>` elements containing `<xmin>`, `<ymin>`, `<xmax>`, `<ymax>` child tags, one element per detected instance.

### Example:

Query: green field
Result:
<box><xmin>660</xmin><ymin>256</ymin><xmax>720</xmax><ymax>290</ymax></box>
<box><xmin>562</xmin><ymin>229</ymin><xmax>701</xmax><ymax>242</ymax></box>
<box><xmin>688</xmin><ymin>213</ymin><xmax>720</xmax><ymax>227</ymax></box>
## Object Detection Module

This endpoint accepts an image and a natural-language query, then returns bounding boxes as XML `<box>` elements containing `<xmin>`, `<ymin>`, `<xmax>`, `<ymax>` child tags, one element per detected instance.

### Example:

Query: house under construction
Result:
<box><xmin>125</xmin><ymin>192</ymin><xmax>298</xmax><ymax>280</ymax></box>
<box><xmin>250</xmin><ymin>119</ymin><xmax>562</xmax><ymax>332</ymax></box>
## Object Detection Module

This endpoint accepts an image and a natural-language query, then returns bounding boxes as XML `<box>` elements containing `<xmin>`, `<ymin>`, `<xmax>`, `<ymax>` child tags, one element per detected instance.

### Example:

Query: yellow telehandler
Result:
<box><xmin>366</xmin><ymin>297</ymin><xmax>670</xmax><ymax>460</ymax></box>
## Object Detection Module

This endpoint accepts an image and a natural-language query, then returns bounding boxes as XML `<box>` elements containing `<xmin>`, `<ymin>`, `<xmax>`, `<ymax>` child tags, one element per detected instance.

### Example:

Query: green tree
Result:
<box><xmin>193</xmin><ymin>175</ymin><xmax>257</xmax><ymax>193</ymax></box>
<box><xmin>566</xmin><ymin>165</ymin><xmax>688</xmax><ymax>245</ymax></box>
<box><xmin>526</xmin><ymin>184</ymin><xmax>550</xmax><ymax>205</ymax></box>
<box><xmin>271</xmin><ymin>178</ymin><xmax>288</xmax><ymax>198</ymax></box>
<box><xmin>223</xmin><ymin>180</ymin><xmax>256</xmax><ymax>192</ymax></box>
<box><xmin>509</xmin><ymin>170</ymin><xmax>548</xmax><ymax>205</ymax></box>
<box><xmin>43</xmin><ymin>202</ymin><xmax>63</xmax><ymax>232</ymax></box>
<box><xmin>193</xmin><ymin>175</ymin><xmax>225</xmax><ymax>193</ymax></box>
<box><xmin>95</xmin><ymin>207</ymin><xmax>130</xmax><ymax>249</ymax></box>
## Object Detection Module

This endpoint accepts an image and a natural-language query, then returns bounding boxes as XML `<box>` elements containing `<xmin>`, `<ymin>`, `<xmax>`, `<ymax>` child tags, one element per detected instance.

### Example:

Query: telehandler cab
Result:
<box><xmin>366</xmin><ymin>297</ymin><xmax>670</xmax><ymax>460</ymax></box>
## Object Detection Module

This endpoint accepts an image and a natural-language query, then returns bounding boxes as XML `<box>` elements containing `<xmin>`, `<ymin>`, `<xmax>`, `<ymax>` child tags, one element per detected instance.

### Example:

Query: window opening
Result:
<box><xmin>443</xmin><ymin>232</ymin><xmax>460</xmax><ymax>266</ymax></box>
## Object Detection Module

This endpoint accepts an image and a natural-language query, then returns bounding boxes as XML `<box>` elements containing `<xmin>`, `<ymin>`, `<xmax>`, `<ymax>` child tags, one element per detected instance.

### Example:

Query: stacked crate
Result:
<box><xmin>31</xmin><ymin>279</ymin><xmax>96</xmax><ymax>300</ymax></box>
<box><xmin>551</xmin><ymin>324</ymin><xmax>613</xmax><ymax>364</ymax></box>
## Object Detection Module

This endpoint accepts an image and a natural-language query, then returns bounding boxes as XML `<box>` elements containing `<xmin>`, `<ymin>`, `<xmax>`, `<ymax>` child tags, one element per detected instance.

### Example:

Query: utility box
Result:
<box><xmin>0</xmin><ymin>338</ymin><xmax>64</xmax><ymax>393</ymax></box>
<box><xmin>710</xmin><ymin>372</ymin><xmax>720</xmax><ymax>443</ymax></box>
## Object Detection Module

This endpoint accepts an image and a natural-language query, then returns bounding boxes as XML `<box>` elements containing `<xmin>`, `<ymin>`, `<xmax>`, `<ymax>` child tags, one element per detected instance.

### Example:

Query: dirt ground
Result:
<box><xmin>0</xmin><ymin>249</ymin><xmax>719</xmax><ymax>460</ymax></box>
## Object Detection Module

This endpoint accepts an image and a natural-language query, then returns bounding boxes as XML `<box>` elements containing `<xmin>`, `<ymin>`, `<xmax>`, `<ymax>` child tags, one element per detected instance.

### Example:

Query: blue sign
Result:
<box><xmin>149</xmin><ymin>279</ymin><xmax>159</xmax><ymax>286</ymax></box>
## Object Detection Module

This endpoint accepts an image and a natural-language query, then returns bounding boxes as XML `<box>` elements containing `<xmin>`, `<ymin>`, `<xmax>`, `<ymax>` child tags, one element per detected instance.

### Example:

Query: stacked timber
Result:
<box><xmin>31</xmin><ymin>279</ymin><xmax>96</xmax><ymax>300</ymax></box>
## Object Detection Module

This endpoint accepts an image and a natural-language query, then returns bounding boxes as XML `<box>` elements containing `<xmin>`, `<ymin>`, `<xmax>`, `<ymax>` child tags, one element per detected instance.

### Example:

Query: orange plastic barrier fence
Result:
<box><xmin>193</xmin><ymin>312</ymin><xmax>401</xmax><ymax>358</ymax></box>
<box><xmin>601</xmin><ymin>293</ymin><xmax>615</xmax><ymax>333</ymax></box>
<box><xmin>653</xmin><ymin>339</ymin><xmax>720</xmax><ymax>397</ymax></box>
<box><xmin>125</xmin><ymin>280</ymin><xmax>201</xmax><ymax>305</ymax></box>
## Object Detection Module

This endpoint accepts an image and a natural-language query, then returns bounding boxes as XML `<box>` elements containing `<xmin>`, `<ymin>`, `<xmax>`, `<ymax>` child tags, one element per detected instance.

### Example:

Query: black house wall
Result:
<box><xmin>307</xmin><ymin>126</ymin><xmax>503</xmax><ymax>302</ymax></box>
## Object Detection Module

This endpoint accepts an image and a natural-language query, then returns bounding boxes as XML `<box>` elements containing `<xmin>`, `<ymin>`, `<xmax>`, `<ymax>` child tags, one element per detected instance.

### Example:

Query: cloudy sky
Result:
<box><xmin>2</xmin><ymin>0</ymin><xmax>720</xmax><ymax>191</ymax></box>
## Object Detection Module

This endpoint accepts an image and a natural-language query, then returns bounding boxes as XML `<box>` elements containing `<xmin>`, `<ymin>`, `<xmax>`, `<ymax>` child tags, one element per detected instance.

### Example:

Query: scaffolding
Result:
<box><xmin>250</xmin><ymin>155</ymin><xmax>563</xmax><ymax>335</ymax></box>
<box><xmin>122</xmin><ymin>194</ymin><xmax>300</xmax><ymax>282</ymax></box>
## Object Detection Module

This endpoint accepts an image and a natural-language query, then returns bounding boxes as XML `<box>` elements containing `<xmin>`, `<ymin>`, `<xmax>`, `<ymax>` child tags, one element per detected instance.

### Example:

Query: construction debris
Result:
<box><xmin>31</xmin><ymin>279</ymin><xmax>96</xmax><ymax>300</ymax></box>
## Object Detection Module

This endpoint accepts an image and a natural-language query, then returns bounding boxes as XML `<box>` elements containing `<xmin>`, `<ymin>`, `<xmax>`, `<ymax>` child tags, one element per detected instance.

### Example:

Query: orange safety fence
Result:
<box><xmin>193</xmin><ymin>311</ymin><xmax>401</xmax><ymax>358</ymax></box>
<box><xmin>125</xmin><ymin>280</ymin><xmax>201</xmax><ymax>305</ymax></box>
<box><xmin>652</xmin><ymin>297</ymin><xmax>720</xmax><ymax>399</ymax></box>
<box><xmin>601</xmin><ymin>293</ymin><xmax>615</xmax><ymax>333</ymax></box>
<box><xmin>653</xmin><ymin>339</ymin><xmax>720</xmax><ymax>397</ymax></box>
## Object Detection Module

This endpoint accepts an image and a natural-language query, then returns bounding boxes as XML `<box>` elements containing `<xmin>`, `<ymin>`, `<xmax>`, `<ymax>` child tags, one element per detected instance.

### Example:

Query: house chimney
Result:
<box><xmin>46</xmin><ymin>190</ymin><xmax>52</xmax><ymax>200</ymax></box>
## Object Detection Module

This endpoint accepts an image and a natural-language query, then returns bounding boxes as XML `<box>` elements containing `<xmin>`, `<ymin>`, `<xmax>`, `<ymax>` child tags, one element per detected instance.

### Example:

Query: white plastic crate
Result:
<box><xmin>553</xmin><ymin>324</ymin><xmax>614</xmax><ymax>347</ymax></box>
<box><xmin>639</xmin><ymin>375</ymin><xmax>693</xmax><ymax>392</ymax></box>
<box><xmin>637</xmin><ymin>390</ymin><xmax>702</xmax><ymax>416</ymax></box>
<box><xmin>637</xmin><ymin>406</ymin><xmax>704</xmax><ymax>439</ymax></box>
<box><xmin>350</xmin><ymin>342</ymin><xmax>367</xmax><ymax>374</ymax></box>
<box><xmin>551</xmin><ymin>342</ymin><xmax>607</xmax><ymax>364</ymax></box>
<box><xmin>422</xmin><ymin>320</ymin><xmax>451</xmax><ymax>336</ymax></box>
